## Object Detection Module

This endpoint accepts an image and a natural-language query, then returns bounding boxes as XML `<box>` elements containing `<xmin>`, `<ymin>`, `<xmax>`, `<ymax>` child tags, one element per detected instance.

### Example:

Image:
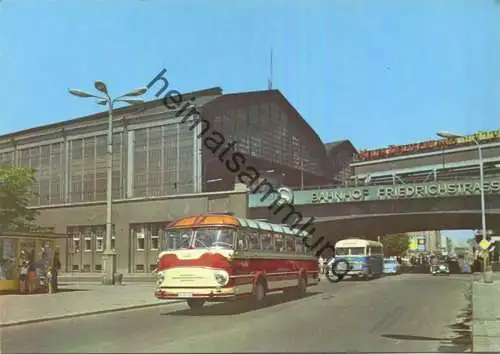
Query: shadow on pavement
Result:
<box><xmin>163</xmin><ymin>292</ymin><xmax>320</xmax><ymax>316</ymax></box>
<box><xmin>332</xmin><ymin>275</ymin><xmax>385</xmax><ymax>282</ymax></box>
<box><xmin>0</xmin><ymin>287</ymin><xmax>89</xmax><ymax>296</ymax></box>
<box><xmin>55</xmin><ymin>288</ymin><xmax>90</xmax><ymax>293</ymax></box>
<box><xmin>381</xmin><ymin>284</ymin><xmax>472</xmax><ymax>352</ymax></box>
<box><xmin>382</xmin><ymin>334</ymin><xmax>444</xmax><ymax>341</ymax></box>
<box><xmin>437</xmin><ymin>286</ymin><xmax>472</xmax><ymax>353</ymax></box>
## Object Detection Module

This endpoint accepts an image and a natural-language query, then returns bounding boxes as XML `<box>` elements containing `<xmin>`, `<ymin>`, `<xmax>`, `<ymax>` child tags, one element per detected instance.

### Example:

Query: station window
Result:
<box><xmin>95</xmin><ymin>227</ymin><xmax>104</xmax><ymax>252</ymax></box>
<box><xmin>247</xmin><ymin>230</ymin><xmax>260</xmax><ymax>250</ymax></box>
<box><xmin>73</xmin><ymin>236</ymin><xmax>81</xmax><ymax>254</ymax></box>
<box><xmin>84</xmin><ymin>228</ymin><xmax>92</xmax><ymax>252</ymax></box>
<box><xmin>151</xmin><ymin>225</ymin><xmax>161</xmax><ymax>251</ymax></box>
<box><xmin>135</xmin><ymin>226</ymin><xmax>145</xmax><ymax>251</ymax></box>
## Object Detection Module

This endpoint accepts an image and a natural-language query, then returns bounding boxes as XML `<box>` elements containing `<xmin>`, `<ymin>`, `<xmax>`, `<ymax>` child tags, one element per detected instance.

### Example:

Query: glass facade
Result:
<box><xmin>0</xmin><ymin>120</ymin><xmax>197</xmax><ymax>205</ymax></box>
<box><xmin>210</xmin><ymin>102</ymin><xmax>324</xmax><ymax>177</ymax></box>
<box><xmin>132</xmin><ymin>122</ymin><xmax>195</xmax><ymax>197</ymax></box>
<box><xmin>18</xmin><ymin>143</ymin><xmax>65</xmax><ymax>206</ymax></box>
<box><xmin>0</xmin><ymin>150</ymin><xmax>14</xmax><ymax>167</ymax></box>
<box><xmin>69</xmin><ymin>133</ymin><xmax>124</xmax><ymax>203</ymax></box>
<box><xmin>332</xmin><ymin>149</ymin><xmax>356</xmax><ymax>183</ymax></box>
<box><xmin>0</xmin><ymin>94</ymin><xmax>329</xmax><ymax>207</ymax></box>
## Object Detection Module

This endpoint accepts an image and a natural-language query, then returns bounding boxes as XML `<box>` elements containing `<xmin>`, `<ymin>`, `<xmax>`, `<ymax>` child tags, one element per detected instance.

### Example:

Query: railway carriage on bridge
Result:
<box><xmin>154</xmin><ymin>214</ymin><xmax>320</xmax><ymax>311</ymax></box>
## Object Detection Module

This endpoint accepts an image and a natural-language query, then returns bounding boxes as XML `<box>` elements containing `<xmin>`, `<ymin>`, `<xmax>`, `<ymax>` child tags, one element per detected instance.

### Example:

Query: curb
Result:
<box><xmin>0</xmin><ymin>300</ymin><xmax>183</xmax><ymax>328</ymax></box>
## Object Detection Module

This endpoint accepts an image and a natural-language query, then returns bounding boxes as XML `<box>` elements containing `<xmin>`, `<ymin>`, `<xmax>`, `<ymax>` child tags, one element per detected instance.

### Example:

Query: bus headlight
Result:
<box><xmin>214</xmin><ymin>271</ymin><xmax>229</xmax><ymax>286</ymax></box>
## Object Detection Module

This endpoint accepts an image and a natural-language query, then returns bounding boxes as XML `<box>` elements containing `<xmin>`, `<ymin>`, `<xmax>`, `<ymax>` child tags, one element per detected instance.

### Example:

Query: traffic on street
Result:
<box><xmin>2</xmin><ymin>274</ymin><xmax>472</xmax><ymax>353</ymax></box>
<box><xmin>2</xmin><ymin>1</ymin><xmax>499</xmax><ymax>353</ymax></box>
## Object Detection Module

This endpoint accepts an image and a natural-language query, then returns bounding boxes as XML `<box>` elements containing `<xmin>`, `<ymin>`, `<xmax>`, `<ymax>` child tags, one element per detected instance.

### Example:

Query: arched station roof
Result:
<box><xmin>202</xmin><ymin>89</ymin><xmax>333</xmax><ymax>176</ymax></box>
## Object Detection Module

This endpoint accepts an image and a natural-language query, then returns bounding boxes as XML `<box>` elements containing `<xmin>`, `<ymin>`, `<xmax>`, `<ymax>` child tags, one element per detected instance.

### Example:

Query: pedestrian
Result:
<box><xmin>47</xmin><ymin>267</ymin><xmax>54</xmax><ymax>294</ymax></box>
<box><xmin>318</xmin><ymin>256</ymin><xmax>325</xmax><ymax>274</ymax></box>
<box><xmin>27</xmin><ymin>261</ymin><xmax>37</xmax><ymax>294</ymax></box>
<box><xmin>19</xmin><ymin>261</ymin><xmax>29</xmax><ymax>294</ymax></box>
<box><xmin>52</xmin><ymin>249</ymin><xmax>61</xmax><ymax>292</ymax></box>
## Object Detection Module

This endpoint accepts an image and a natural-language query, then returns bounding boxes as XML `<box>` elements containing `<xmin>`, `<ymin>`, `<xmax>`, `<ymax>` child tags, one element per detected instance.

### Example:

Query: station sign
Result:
<box><xmin>311</xmin><ymin>180</ymin><xmax>500</xmax><ymax>204</ymax></box>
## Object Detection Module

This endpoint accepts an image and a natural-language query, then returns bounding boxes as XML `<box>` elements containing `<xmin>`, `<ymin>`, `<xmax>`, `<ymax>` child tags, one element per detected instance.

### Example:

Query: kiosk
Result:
<box><xmin>0</xmin><ymin>231</ymin><xmax>69</xmax><ymax>293</ymax></box>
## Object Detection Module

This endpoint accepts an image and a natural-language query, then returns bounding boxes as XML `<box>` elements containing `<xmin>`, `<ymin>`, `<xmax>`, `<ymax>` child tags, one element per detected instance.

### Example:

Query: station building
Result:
<box><xmin>0</xmin><ymin>86</ymin><xmax>354</xmax><ymax>274</ymax></box>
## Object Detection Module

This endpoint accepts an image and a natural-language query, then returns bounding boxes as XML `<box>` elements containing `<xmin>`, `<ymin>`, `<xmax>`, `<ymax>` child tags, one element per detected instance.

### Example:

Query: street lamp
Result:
<box><xmin>69</xmin><ymin>81</ymin><xmax>147</xmax><ymax>285</ymax></box>
<box><xmin>436</xmin><ymin>131</ymin><xmax>493</xmax><ymax>283</ymax></box>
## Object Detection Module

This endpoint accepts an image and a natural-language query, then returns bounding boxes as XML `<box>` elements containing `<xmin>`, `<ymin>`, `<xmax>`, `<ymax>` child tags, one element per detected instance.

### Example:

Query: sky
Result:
<box><xmin>1</xmin><ymin>0</ymin><xmax>499</xmax><ymax>242</ymax></box>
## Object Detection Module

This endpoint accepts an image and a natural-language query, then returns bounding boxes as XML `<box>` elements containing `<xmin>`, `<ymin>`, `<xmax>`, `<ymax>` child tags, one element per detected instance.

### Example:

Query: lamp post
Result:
<box><xmin>69</xmin><ymin>81</ymin><xmax>147</xmax><ymax>285</ymax></box>
<box><xmin>436</xmin><ymin>131</ymin><xmax>493</xmax><ymax>283</ymax></box>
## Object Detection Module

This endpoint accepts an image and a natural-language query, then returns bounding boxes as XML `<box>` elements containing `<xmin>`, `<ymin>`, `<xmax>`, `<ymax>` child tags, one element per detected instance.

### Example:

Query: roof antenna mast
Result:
<box><xmin>268</xmin><ymin>47</ymin><xmax>273</xmax><ymax>90</ymax></box>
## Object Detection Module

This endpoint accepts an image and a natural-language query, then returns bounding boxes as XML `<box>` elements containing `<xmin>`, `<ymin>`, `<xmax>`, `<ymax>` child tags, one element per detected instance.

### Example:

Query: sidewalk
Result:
<box><xmin>58</xmin><ymin>272</ymin><xmax>155</xmax><ymax>283</ymax></box>
<box><xmin>0</xmin><ymin>283</ymin><xmax>179</xmax><ymax>328</ymax></box>
<box><xmin>472</xmin><ymin>274</ymin><xmax>500</xmax><ymax>352</ymax></box>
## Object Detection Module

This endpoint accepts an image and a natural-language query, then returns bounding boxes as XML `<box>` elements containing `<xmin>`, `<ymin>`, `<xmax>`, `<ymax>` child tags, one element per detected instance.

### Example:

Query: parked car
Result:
<box><xmin>383</xmin><ymin>259</ymin><xmax>400</xmax><ymax>275</ymax></box>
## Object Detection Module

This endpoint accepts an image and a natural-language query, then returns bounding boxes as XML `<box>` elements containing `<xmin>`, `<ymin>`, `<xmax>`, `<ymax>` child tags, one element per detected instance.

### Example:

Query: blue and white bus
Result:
<box><xmin>334</xmin><ymin>238</ymin><xmax>384</xmax><ymax>280</ymax></box>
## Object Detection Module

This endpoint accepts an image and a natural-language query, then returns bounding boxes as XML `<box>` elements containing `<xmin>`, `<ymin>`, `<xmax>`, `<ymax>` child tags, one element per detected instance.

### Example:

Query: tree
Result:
<box><xmin>381</xmin><ymin>233</ymin><xmax>409</xmax><ymax>257</ymax></box>
<box><xmin>0</xmin><ymin>166</ymin><xmax>39</xmax><ymax>231</ymax></box>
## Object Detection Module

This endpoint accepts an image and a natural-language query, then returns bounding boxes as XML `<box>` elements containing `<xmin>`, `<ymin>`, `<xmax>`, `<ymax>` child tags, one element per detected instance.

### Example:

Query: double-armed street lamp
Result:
<box><xmin>436</xmin><ymin>131</ymin><xmax>493</xmax><ymax>283</ymax></box>
<box><xmin>69</xmin><ymin>81</ymin><xmax>148</xmax><ymax>285</ymax></box>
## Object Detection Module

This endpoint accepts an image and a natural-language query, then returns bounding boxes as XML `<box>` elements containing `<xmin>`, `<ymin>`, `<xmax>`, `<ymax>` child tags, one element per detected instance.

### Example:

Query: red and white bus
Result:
<box><xmin>154</xmin><ymin>213</ymin><xmax>320</xmax><ymax>311</ymax></box>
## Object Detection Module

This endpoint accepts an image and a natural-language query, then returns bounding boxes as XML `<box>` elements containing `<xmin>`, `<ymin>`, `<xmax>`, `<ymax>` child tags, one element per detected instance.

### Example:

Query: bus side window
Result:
<box><xmin>284</xmin><ymin>236</ymin><xmax>295</xmax><ymax>253</ymax></box>
<box><xmin>237</xmin><ymin>229</ymin><xmax>247</xmax><ymax>250</ymax></box>
<box><xmin>261</xmin><ymin>232</ymin><xmax>274</xmax><ymax>252</ymax></box>
<box><xmin>274</xmin><ymin>233</ymin><xmax>284</xmax><ymax>252</ymax></box>
<box><xmin>295</xmin><ymin>238</ymin><xmax>304</xmax><ymax>254</ymax></box>
<box><xmin>247</xmin><ymin>230</ymin><xmax>260</xmax><ymax>251</ymax></box>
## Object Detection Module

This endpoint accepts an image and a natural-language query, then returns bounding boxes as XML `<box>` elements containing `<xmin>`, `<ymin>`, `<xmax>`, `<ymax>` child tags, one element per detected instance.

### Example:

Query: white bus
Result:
<box><xmin>334</xmin><ymin>238</ymin><xmax>384</xmax><ymax>280</ymax></box>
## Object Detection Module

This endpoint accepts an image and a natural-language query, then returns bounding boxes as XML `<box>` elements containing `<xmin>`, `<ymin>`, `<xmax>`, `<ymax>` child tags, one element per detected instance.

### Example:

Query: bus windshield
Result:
<box><xmin>165</xmin><ymin>228</ymin><xmax>235</xmax><ymax>250</ymax></box>
<box><xmin>350</xmin><ymin>247</ymin><xmax>366</xmax><ymax>256</ymax></box>
<box><xmin>165</xmin><ymin>230</ymin><xmax>192</xmax><ymax>250</ymax></box>
<box><xmin>193</xmin><ymin>228</ymin><xmax>235</xmax><ymax>249</ymax></box>
<box><xmin>336</xmin><ymin>248</ymin><xmax>349</xmax><ymax>256</ymax></box>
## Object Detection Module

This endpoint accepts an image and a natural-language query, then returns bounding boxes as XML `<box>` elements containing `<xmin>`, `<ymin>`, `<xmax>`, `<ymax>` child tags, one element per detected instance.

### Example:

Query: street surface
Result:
<box><xmin>2</xmin><ymin>274</ymin><xmax>472</xmax><ymax>353</ymax></box>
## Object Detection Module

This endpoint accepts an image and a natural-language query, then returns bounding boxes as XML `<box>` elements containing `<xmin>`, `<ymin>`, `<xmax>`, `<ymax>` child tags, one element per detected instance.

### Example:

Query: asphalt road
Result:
<box><xmin>2</xmin><ymin>274</ymin><xmax>472</xmax><ymax>353</ymax></box>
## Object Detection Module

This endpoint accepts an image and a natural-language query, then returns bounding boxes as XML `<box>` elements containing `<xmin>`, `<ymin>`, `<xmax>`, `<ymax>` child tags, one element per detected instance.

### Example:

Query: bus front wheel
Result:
<box><xmin>187</xmin><ymin>298</ymin><xmax>205</xmax><ymax>311</ymax></box>
<box><xmin>253</xmin><ymin>280</ymin><xmax>266</xmax><ymax>304</ymax></box>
